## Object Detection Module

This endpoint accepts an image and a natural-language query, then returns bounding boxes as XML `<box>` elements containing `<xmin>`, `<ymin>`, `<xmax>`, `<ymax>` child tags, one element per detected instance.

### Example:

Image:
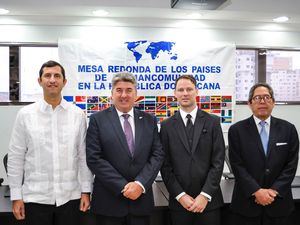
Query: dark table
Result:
<box><xmin>153</xmin><ymin>179</ymin><xmax>300</xmax><ymax>225</ymax></box>
<box><xmin>220</xmin><ymin>178</ymin><xmax>300</xmax><ymax>203</ymax></box>
<box><xmin>0</xmin><ymin>183</ymin><xmax>169</xmax><ymax>225</ymax></box>
<box><xmin>2</xmin><ymin>180</ymin><xmax>300</xmax><ymax>225</ymax></box>
<box><xmin>0</xmin><ymin>186</ymin><xmax>11</xmax><ymax>214</ymax></box>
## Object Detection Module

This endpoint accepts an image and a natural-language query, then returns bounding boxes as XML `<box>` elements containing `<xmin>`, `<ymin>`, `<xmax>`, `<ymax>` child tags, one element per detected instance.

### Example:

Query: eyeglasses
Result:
<box><xmin>252</xmin><ymin>95</ymin><xmax>272</xmax><ymax>103</ymax></box>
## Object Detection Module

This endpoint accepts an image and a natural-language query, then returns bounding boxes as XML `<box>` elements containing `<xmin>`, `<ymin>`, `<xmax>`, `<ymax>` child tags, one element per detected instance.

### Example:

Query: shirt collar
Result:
<box><xmin>115</xmin><ymin>107</ymin><xmax>134</xmax><ymax>119</ymax></box>
<box><xmin>60</xmin><ymin>98</ymin><xmax>69</xmax><ymax>110</ymax></box>
<box><xmin>179</xmin><ymin>106</ymin><xmax>198</xmax><ymax>121</ymax></box>
<box><xmin>253</xmin><ymin>115</ymin><xmax>271</xmax><ymax>126</ymax></box>
<box><xmin>39</xmin><ymin>98</ymin><xmax>68</xmax><ymax>112</ymax></box>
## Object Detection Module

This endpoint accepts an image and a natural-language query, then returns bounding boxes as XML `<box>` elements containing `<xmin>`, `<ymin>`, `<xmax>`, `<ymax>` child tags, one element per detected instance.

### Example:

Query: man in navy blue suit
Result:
<box><xmin>229</xmin><ymin>83</ymin><xmax>299</xmax><ymax>225</ymax></box>
<box><xmin>86</xmin><ymin>72</ymin><xmax>164</xmax><ymax>225</ymax></box>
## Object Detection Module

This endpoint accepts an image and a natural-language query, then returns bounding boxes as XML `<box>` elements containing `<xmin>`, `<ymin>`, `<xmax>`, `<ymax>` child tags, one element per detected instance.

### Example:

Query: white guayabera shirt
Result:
<box><xmin>8</xmin><ymin>99</ymin><xmax>93</xmax><ymax>206</ymax></box>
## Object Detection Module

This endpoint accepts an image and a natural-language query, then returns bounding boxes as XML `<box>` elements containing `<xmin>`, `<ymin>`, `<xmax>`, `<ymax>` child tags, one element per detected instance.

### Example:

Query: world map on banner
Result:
<box><xmin>59</xmin><ymin>39</ymin><xmax>235</xmax><ymax>129</ymax></box>
<box><xmin>125</xmin><ymin>41</ymin><xmax>178</xmax><ymax>63</ymax></box>
<box><xmin>63</xmin><ymin>95</ymin><xmax>232</xmax><ymax>124</ymax></box>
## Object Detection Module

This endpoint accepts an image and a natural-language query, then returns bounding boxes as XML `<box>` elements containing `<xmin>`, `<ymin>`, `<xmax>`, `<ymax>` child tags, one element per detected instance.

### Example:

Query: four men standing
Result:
<box><xmin>7</xmin><ymin>63</ymin><xmax>299</xmax><ymax>225</ymax></box>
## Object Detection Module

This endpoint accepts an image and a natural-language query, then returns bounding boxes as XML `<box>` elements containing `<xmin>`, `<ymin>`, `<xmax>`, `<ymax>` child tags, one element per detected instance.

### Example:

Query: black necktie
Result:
<box><xmin>186</xmin><ymin>114</ymin><xmax>194</xmax><ymax>149</ymax></box>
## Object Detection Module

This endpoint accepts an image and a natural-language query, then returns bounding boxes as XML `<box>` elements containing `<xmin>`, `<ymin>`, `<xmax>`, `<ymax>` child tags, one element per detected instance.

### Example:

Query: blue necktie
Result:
<box><xmin>122</xmin><ymin>114</ymin><xmax>134</xmax><ymax>156</ymax></box>
<box><xmin>259</xmin><ymin>121</ymin><xmax>269</xmax><ymax>155</ymax></box>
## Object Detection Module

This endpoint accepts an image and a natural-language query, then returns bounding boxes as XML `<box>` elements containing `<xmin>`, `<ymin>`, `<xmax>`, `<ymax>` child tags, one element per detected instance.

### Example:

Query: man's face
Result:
<box><xmin>174</xmin><ymin>78</ymin><xmax>198</xmax><ymax>109</ymax></box>
<box><xmin>248</xmin><ymin>86</ymin><xmax>275</xmax><ymax>120</ymax></box>
<box><xmin>38</xmin><ymin>66</ymin><xmax>66</xmax><ymax>98</ymax></box>
<box><xmin>111</xmin><ymin>81</ymin><xmax>137</xmax><ymax>113</ymax></box>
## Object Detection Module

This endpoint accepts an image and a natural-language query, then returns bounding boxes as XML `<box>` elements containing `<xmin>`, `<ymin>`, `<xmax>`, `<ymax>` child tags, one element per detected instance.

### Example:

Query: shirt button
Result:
<box><xmin>265</xmin><ymin>169</ymin><xmax>270</xmax><ymax>175</ymax></box>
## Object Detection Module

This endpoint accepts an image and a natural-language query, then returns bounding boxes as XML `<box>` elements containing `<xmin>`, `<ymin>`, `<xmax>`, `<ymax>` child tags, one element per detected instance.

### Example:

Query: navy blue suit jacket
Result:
<box><xmin>86</xmin><ymin>106</ymin><xmax>164</xmax><ymax>216</ymax></box>
<box><xmin>229</xmin><ymin>116</ymin><xmax>299</xmax><ymax>217</ymax></box>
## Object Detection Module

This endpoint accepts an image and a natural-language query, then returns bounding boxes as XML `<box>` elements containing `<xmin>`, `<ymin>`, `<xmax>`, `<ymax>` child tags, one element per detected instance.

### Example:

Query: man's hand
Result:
<box><xmin>254</xmin><ymin>188</ymin><xmax>277</xmax><ymax>206</ymax></box>
<box><xmin>122</xmin><ymin>182</ymin><xmax>143</xmax><ymax>200</ymax></box>
<box><xmin>178</xmin><ymin>194</ymin><xmax>195</xmax><ymax>211</ymax></box>
<box><xmin>268</xmin><ymin>189</ymin><xmax>278</xmax><ymax>198</ymax></box>
<box><xmin>80</xmin><ymin>193</ymin><xmax>90</xmax><ymax>212</ymax></box>
<box><xmin>188</xmin><ymin>194</ymin><xmax>208</xmax><ymax>213</ymax></box>
<box><xmin>12</xmin><ymin>200</ymin><xmax>25</xmax><ymax>220</ymax></box>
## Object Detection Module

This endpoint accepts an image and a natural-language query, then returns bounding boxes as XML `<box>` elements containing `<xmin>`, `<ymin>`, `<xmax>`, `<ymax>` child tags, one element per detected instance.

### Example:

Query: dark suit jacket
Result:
<box><xmin>228</xmin><ymin>116</ymin><xmax>299</xmax><ymax>217</ymax></box>
<box><xmin>160</xmin><ymin>110</ymin><xmax>225</xmax><ymax>211</ymax></box>
<box><xmin>86</xmin><ymin>106</ymin><xmax>164</xmax><ymax>217</ymax></box>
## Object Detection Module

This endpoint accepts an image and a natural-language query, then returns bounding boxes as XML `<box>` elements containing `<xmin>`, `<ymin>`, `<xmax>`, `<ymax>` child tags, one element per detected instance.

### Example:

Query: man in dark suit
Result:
<box><xmin>86</xmin><ymin>72</ymin><xmax>164</xmax><ymax>225</ymax></box>
<box><xmin>160</xmin><ymin>75</ymin><xmax>225</xmax><ymax>225</ymax></box>
<box><xmin>228</xmin><ymin>83</ymin><xmax>299</xmax><ymax>225</ymax></box>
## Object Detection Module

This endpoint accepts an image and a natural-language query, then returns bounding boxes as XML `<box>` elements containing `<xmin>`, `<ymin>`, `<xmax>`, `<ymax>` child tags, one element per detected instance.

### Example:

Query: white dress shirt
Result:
<box><xmin>179</xmin><ymin>107</ymin><xmax>198</xmax><ymax>127</ymax></box>
<box><xmin>115</xmin><ymin>108</ymin><xmax>135</xmax><ymax>139</ymax></box>
<box><xmin>176</xmin><ymin>107</ymin><xmax>212</xmax><ymax>202</ymax></box>
<box><xmin>253</xmin><ymin>115</ymin><xmax>271</xmax><ymax>136</ymax></box>
<box><xmin>8</xmin><ymin>99</ymin><xmax>93</xmax><ymax>206</ymax></box>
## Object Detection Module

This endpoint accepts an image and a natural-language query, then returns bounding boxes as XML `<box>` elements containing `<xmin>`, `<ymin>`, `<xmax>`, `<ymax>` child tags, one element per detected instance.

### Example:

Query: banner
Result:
<box><xmin>59</xmin><ymin>39</ymin><xmax>235</xmax><ymax>130</ymax></box>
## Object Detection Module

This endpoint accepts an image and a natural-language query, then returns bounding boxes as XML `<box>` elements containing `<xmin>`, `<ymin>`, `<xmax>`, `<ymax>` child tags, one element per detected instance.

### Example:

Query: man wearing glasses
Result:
<box><xmin>228</xmin><ymin>83</ymin><xmax>299</xmax><ymax>225</ymax></box>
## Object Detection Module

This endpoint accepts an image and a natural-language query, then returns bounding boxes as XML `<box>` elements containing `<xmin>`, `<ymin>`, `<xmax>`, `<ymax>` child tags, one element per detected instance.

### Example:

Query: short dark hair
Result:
<box><xmin>248</xmin><ymin>83</ymin><xmax>275</xmax><ymax>103</ymax></box>
<box><xmin>111</xmin><ymin>72</ymin><xmax>137</xmax><ymax>90</ymax></box>
<box><xmin>39</xmin><ymin>60</ymin><xmax>66</xmax><ymax>80</ymax></box>
<box><xmin>175</xmin><ymin>75</ymin><xmax>196</xmax><ymax>89</ymax></box>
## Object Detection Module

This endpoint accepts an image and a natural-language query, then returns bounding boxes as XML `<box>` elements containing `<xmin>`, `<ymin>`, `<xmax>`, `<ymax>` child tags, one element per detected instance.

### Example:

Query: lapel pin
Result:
<box><xmin>139</xmin><ymin>116</ymin><xmax>143</xmax><ymax>119</ymax></box>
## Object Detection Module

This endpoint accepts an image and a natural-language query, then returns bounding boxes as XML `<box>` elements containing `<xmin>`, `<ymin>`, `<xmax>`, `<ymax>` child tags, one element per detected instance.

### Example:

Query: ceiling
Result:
<box><xmin>0</xmin><ymin>0</ymin><xmax>300</xmax><ymax>31</ymax></box>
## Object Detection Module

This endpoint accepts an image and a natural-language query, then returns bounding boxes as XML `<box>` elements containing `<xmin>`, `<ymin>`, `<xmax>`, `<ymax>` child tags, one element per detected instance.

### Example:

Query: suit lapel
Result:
<box><xmin>133</xmin><ymin>109</ymin><xmax>143</xmax><ymax>158</ymax></box>
<box><xmin>173</xmin><ymin>111</ymin><xmax>191</xmax><ymax>154</ymax></box>
<box><xmin>266</xmin><ymin>116</ymin><xmax>277</xmax><ymax>158</ymax></box>
<box><xmin>248</xmin><ymin>116</ymin><xmax>266</xmax><ymax>159</ymax></box>
<box><xmin>191</xmin><ymin>110</ymin><xmax>205</xmax><ymax>154</ymax></box>
<box><xmin>108</xmin><ymin>107</ymin><xmax>132</xmax><ymax>157</ymax></box>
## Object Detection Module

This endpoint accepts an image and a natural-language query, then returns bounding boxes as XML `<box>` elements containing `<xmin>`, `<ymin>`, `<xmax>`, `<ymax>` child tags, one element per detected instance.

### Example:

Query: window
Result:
<box><xmin>0</xmin><ymin>45</ymin><xmax>299</xmax><ymax>104</ymax></box>
<box><xmin>235</xmin><ymin>49</ymin><xmax>256</xmax><ymax>102</ymax></box>
<box><xmin>266</xmin><ymin>50</ymin><xmax>300</xmax><ymax>102</ymax></box>
<box><xmin>0</xmin><ymin>46</ymin><xmax>9</xmax><ymax>102</ymax></box>
<box><xmin>20</xmin><ymin>46</ymin><xmax>58</xmax><ymax>102</ymax></box>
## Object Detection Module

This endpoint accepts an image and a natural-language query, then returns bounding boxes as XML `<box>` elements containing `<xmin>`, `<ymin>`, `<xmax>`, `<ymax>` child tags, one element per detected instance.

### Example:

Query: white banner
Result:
<box><xmin>59</xmin><ymin>39</ymin><xmax>235</xmax><ymax>130</ymax></box>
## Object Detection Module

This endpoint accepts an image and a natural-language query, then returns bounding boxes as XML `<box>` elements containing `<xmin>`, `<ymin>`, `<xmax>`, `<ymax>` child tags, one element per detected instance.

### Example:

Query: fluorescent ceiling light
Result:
<box><xmin>273</xmin><ymin>16</ymin><xmax>289</xmax><ymax>23</ymax></box>
<box><xmin>187</xmin><ymin>13</ymin><xmax>203</xmax><ymax>19</ymax></box>
<box><xmin>93</xmin><ymin>10</ymin><xmax>109</xmax><ymax>17</ymax></box>
<box><xmin>192</xmin><ymin>2</ymin><xmax>207</xmax><ymax>6</ymax></box>
<box><xmin>0</xmin><ymin>8</ymin><xmax>9</xmax><ymax>15</ymax></box>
